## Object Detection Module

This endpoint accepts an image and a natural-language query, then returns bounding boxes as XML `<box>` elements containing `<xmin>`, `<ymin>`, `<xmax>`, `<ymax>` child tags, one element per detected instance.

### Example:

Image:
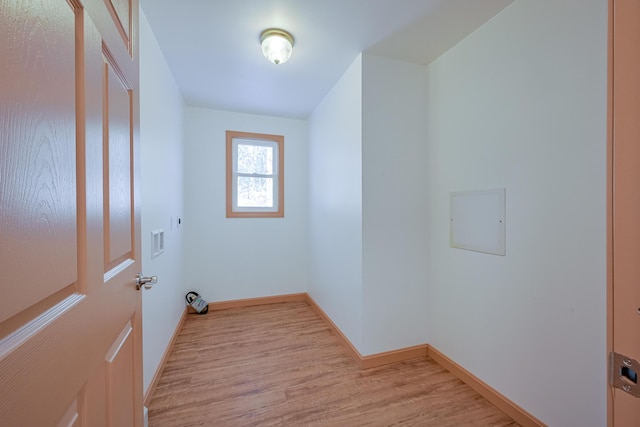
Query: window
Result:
<box><xmin>226</xmin><ymin>130</ymin><xmax>284</xmax><ymax>218</ymax></box>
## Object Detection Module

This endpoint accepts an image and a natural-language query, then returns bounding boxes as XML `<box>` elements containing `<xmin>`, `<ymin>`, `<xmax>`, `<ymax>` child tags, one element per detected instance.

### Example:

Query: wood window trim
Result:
<box><xmin>226</xmin><ymin>130</ymin><xmax>284</xmax><ymax>218</ymax></box>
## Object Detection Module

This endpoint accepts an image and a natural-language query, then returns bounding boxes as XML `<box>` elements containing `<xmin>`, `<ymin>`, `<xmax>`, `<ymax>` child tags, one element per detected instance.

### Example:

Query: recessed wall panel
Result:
<box><xmin>450</xmin><ymin>188</ymin><xmax>506</xmax><ymax>256</ymax></box>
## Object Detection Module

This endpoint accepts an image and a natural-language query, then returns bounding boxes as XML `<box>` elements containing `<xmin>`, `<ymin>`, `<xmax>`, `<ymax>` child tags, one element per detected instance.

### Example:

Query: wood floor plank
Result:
<box><xmin>148</xmin><ymin>302</ymin><xmax>520</xmax><ymax>426</ymax></box>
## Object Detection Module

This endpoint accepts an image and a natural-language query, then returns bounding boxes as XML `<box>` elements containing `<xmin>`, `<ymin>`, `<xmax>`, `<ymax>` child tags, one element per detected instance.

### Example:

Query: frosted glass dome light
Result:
<box><xmin>260</xmin><ymin>29</ymin><xmax>294</xmax><ymax>65</ymax></box>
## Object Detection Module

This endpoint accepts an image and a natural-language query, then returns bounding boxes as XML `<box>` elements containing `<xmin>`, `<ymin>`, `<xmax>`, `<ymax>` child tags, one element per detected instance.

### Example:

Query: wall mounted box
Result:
<box><xmin>151</xmin><ymin>229</ymin><xmax>165</xmax><ymax>258</ymax></box>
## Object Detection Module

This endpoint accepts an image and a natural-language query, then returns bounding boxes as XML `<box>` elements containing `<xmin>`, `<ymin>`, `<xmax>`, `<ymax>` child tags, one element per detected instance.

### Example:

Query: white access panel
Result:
<box><xmin>450</xmin><ymin>188</ymin><xmax>506</xmax><ymax>256</ymax></box>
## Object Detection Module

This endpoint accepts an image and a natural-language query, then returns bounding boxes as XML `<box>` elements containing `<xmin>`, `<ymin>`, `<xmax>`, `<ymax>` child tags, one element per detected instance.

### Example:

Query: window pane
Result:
<box><xmin>237</xmin><ymin>176</ymin><xmax>274</xmax><ymax>207</ymax></box>
<box><xmin>237</xmin><ymin>144</ymin><xmax>273</xmax><ymax>174</ymax></box>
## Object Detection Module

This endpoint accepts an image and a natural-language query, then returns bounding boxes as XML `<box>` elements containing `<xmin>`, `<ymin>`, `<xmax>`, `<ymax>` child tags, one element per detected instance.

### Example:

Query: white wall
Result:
<box><xmin>307</xmin><ymin>54</ymin><xmax>430</xmax><ymax>356</ymax></box>
<box><xmin>140</xmin><ymin>1</ymin><xmax>609</xmax><ymax>423</ymax></box>
<box><xmin>308</xmin><ymin>55</ymin><xmax>364</xmax><ymax>351</ymax></box>
<box><xmin>424</xmin><ymin>1</ymin><xmax>607</xmax><ymax>426</ymax></box>
<box><xmin>183</xmin><ymin>108</ymin><xmax>308</xmax><ymax>302</ymax></box>
<box><xmin>361</xmin><ymin>54</ymin><xmax>429</xmax><ymax>355</ymax></box>
<box><xmin>139</xmin><ymin>9</ymin><xmax>186</xmax><ymax>395</ymax></box>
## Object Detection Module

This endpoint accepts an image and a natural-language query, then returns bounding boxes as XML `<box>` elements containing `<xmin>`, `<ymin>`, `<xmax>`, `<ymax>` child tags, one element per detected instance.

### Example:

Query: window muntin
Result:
<box><xmin>226</xmin><ymin>131</ymin><xmax>284</xmax><ymax>218</ymax></box>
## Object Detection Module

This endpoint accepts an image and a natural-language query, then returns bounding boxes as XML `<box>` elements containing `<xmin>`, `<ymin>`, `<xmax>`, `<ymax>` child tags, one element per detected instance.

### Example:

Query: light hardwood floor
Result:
<box><xmin>148</xmin><ymin>302</ymin><xmax>519</xmax><ymax>426</ymax></box>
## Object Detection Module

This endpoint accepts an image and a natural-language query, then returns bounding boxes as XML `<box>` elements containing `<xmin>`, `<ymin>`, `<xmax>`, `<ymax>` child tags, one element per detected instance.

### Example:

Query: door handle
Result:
<box><xmin>135</xmin><ymin>273</ymin><xmax>157</xmax><ymax>290</ymax></box>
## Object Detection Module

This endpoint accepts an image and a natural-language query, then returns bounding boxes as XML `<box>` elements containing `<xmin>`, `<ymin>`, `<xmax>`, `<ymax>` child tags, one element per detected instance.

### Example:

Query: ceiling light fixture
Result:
<box><xmin>260</xmin><ymin>29</ymin><xmax>294</xmax><ymax>65</ymax></box>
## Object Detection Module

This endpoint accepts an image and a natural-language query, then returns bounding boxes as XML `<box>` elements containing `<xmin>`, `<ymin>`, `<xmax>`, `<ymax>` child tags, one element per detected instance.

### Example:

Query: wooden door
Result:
<box><xmin>0</xmin><ymin>0</ymin><xmax>142</xmax><ymax>425</ymax></box>
<box><xmin>610</xmin><ymin>0</ymin><xmax>640</xmax><ymax>425</ymax></box>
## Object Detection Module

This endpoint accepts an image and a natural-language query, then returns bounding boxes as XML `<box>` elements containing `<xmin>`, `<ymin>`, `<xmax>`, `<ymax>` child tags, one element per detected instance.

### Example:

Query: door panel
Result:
<box><xmin>105</xmin><ymin>320</ymin><xmax>135</xmax><ymax>427</ymax></box>
<box><xmin>58</xmin><ymin>398</ymin><xmax>81</xmax><ymax>427</ymax></box>
<box><xmin>0</xmin><ymin>0</ymin><xmax>78</xmax><ymax>325</ymax></box>
<box><xmin>104</xmin><ymin>59</ymin><xmax>134</xmax><ymax>270</ymax></box>
<box><xmin>105</xmin><ymin>0</ymin><xmax>132</xmax><ymax>49</ymax></box>
<box><xmin>611</xmin><ymin>0</ymin><xmax>640</xmax><ymax>424</ymax></box>
<box><xmin>0</xmin><ymin>0</ymin><xmax>141</xmax><ymax>425</ymax></box>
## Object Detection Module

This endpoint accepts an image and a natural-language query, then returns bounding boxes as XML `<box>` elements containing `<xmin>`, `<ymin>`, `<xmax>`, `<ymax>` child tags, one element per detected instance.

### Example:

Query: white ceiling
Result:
<box><xmin>140</xmin><ymin>0</ymin><xmax>514</xmax><ymax>119</ymax></box>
